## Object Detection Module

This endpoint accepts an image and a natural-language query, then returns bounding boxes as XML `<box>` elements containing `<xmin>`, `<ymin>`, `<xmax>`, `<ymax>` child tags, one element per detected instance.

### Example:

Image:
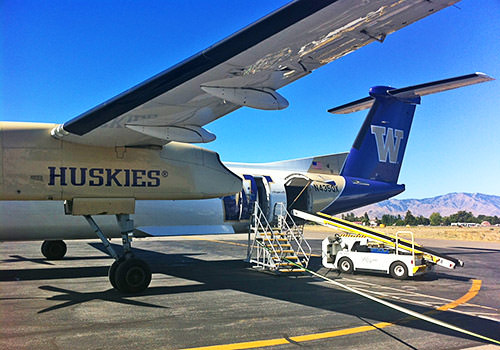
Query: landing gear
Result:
<box><xmin>107</xmin><ymin>257</ymin><xmax>152</xmax><ymax>293</ymax></box>
<box><xmin>84</xmin><ymin>214</ymin><xmax>152</xmax><ymax>293</ymax></box>
<box><xmin>114</xmin><ymin>258</ymin><xmax>152</xmax><ymax>293</ymax></box>
<box><xmin>108</xmin><ymin>259</ymin><xmax>121</xmax><ymax>290</ymax></box>
<box><xmin>41</xmin><ymin>240</ymin><xmax>67</xmax><ymax>260</ymax></box>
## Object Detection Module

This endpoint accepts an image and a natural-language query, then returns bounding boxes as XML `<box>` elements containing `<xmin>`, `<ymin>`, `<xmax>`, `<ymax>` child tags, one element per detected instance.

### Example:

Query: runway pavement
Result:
<box><xmin>1</xmin><ymin>234</ymin><xmax>499</xmax><ymax>350</ymax></box>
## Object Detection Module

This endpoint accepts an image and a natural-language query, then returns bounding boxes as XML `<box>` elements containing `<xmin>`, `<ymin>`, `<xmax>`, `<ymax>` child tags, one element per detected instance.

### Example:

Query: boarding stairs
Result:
<box><xmin>247</xmin><ymin>203</ymin><xmax>311</xmax><ymax>273</ymax></box>
<box><xmin>292</xmin><ymin>210</ymin><xmax>464</xmax><ymax>269</ymax></box>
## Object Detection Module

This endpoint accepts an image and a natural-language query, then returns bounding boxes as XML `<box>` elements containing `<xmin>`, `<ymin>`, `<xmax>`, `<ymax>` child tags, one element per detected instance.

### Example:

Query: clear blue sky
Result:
<box><xmin>2</xmin><ymin>0</ymin><xmax>499</xmax><ymax>199</ymax></box>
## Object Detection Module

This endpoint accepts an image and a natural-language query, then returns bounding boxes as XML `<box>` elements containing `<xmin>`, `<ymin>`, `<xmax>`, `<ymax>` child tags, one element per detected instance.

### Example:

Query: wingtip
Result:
<box><xmin>474</xmin><ymin>72</ymin><xmax>495</xmax><ymax>81</ymax></box>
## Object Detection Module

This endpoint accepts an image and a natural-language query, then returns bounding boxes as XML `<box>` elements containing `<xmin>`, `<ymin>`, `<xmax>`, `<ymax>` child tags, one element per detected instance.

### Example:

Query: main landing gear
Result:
<box><xmin>41</xmin><ymin>240</ymin><xmax>67</xmax><ymax>260</ymax></box>
<box><xmin>84</xmin><ymin>214</ymin><xmax>152</xmax><ymax>293</ymax></box>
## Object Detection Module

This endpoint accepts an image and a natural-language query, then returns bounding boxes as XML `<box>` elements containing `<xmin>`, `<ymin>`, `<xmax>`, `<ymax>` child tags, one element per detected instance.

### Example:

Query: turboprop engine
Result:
<box><xmin>0</xmin><ymin>122</ymin><xmax>242</xmax><ymax>201</ymax></box>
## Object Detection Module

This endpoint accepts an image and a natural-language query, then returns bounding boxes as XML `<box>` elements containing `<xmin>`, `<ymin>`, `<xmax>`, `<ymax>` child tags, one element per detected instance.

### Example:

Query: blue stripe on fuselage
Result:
<box><xmin>321</xmin><ymin>176</ymin><xmax>404</xmax><ymax>215</ymax></box>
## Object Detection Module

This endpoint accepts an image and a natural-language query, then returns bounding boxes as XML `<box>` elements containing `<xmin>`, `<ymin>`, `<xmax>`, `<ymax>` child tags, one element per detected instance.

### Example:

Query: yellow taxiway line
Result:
<box><xmin>179</xmin><ymin>237</ymin><xmax>488</xmax><ymax>350</ymax></box>
<box><xmin>436</xmin><ymin>279</ymin><xmax>482</xmax><ymax>311</ymax></box>
<box><xmin>180</xmin><ymin>279</ymin><xmax>481</xmax><ymax>350</ymax></box>
<box><xmin>181</xmin><ymin>322</ymin><xmax>394</xmax><ymax>350</ymax></box>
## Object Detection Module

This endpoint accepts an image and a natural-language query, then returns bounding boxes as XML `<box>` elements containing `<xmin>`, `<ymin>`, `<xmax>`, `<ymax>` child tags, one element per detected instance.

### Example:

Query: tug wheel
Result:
<box><xmin>390</xmin><ymin>261</ymin><xmax>408</xmax><ymax>280</ymax></box>
<box><xmin>338</xmin><ymin>257</ymin><xmax>354</xmax><ymax>274</ymax></box>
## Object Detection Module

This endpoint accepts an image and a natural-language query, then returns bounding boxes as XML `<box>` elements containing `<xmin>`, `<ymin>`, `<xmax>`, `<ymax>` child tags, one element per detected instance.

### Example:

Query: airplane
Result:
<box><xmin>0</xmin><ymin>0</ymin><xmax>489</xmax><ymax>293</ymax></box>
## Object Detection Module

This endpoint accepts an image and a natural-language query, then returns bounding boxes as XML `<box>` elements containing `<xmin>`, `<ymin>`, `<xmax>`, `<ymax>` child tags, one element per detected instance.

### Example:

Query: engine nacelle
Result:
<box><xmin>0</xmin><ymin>122</ymin><xmax>242</xmax><ymax>201</ymax></box>
<box><xmin>201</xmin><ymin>86</ymin><xmax>289</xmax><ymax>110</ymax></box>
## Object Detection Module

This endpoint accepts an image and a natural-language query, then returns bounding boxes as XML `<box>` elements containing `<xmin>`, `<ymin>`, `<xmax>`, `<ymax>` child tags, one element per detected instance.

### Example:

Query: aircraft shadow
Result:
<box><xmin>2</xmin><ymin>254</ymin><xmax>111</xmax><ymax>266</ymax></box>
<box><xmin>36</xmin><ymin>285</ymin><xmax>169</xmax><ymax>314</ymax></box>
<box><xmin>0</xmin><ymin>242</ymin><xmax>498</xmax><ymax>345</ymax></box>
<box><xmin>412</xmin><ymin>272</ymin><xmax>473</xmax><ymax>282</ymax></box>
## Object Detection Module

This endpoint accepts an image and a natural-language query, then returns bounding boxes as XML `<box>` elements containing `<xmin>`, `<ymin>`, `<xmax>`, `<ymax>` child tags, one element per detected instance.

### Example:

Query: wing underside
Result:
<box><xmin>54</xmin><ymin>0</ymin><xmax>460</xmax><ymax>147</ymax></box>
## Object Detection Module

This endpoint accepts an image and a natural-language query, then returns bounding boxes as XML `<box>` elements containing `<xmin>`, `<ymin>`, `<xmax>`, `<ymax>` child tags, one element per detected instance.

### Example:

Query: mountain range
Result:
<box><xmin>350</xmin><ymin>193</ymin><xmax>500</xmax><ymax>218</ymax></box>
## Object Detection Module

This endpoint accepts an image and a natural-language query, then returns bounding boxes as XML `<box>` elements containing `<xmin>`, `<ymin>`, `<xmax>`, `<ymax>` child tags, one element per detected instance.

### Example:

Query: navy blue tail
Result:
<box><xmin>340</xmin><ymin>86</ymin><xmax>420</xmax><ymax>183</ymax></box>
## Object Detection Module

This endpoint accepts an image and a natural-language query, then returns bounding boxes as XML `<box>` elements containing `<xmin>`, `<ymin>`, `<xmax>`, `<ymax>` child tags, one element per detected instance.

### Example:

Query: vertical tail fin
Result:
<box><xmin>340</xmin><ymin>86</ymin><xmax>419</xmax><ymax>183</ymax></box>
<box><xmin>329</xmin><ymin>73</ymin><xmax>494</xmax><ymax>183</ymax></box>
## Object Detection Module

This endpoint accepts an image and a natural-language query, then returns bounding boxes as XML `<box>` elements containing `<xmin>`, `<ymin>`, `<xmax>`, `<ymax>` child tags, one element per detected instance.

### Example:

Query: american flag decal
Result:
<box><xmin>312</xmin><ymin>161</ymin><xmax>322</xmax><ymax>169</ymax></box>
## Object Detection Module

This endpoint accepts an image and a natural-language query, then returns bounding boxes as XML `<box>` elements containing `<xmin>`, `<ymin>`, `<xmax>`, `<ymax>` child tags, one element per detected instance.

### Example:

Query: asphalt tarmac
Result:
<box><xmin>1</xmin><ymin>234</ymin><xmax>499</xmax><ymax>350</ymax></box>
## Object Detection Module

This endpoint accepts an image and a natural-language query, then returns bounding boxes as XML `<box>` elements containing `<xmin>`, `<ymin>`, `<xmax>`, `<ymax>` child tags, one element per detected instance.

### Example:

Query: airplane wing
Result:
<box><xmin>53</xmin><ymin>0</ymin><xmax>460</xmax><ymax>147</ymax></box>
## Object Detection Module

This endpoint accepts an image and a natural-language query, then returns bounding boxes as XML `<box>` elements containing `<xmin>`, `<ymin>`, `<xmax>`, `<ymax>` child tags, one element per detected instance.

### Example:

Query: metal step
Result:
<box><xmin>248</xmin><ymin>202</ymin><xmax>311</xmax><ymax>273</ymax></box>
<box><xmin>273</xmin><ymin>256</ymin><xmax>299</xmax><ymax>260</ymax></box>
<box><xmin>277</xmin><ymin>262</ymin><xmax>303</xmax><ymax>266</ymax></box>
<box><xmin>279</xmin><ymin>268</ymin><xmax>306</xmax><ymax>273</ymax></box>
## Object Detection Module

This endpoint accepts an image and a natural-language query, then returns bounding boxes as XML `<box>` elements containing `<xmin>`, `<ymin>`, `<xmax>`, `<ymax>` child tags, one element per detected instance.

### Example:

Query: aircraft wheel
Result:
<box><xmin>41</xmin><ymin>240</ymin><xmax>67</xmax><ymax>260</ymax></box>
<box><xmin>114</xmin><ymin>258</ymin><xmax>151</xmax><ymax>293</ymax></box>
<box><xmin>390</xmin><ymin>261</ymin><xmax>408</xmax><ymax>280</ymax></box>
<box><xmin>338</xmin><ymin>257</ymin><xmax>354</xmax><ymax>274</ymax></box>
<box><xmin>108</xmin><ymin>259</ymin><xmax>123</xmax><ymax>290</ymax></box>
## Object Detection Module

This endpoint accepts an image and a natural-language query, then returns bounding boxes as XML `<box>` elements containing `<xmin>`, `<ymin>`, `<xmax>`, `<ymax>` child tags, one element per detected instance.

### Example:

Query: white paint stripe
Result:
<box><xmin>340</xmin><ymin>276</ymin><xmax>496</xmax><ymax>310</ymax></box>
<box><xmin>305</xmin><ymin>269</ymin><xmax>500</xmax><ymax>345</ymax></box>
<box><xmin>341</xmin><ymin>281</ymin><xmax>500</xmax><ymax>324</ymax></box>
<box><xmin>475</xmin><ymin>315</ymin><xmax>500</xmax><ymax>323</ymax></box>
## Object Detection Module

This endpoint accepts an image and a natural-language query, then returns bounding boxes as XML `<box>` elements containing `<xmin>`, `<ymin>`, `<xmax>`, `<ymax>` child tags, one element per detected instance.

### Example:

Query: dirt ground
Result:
<box><xmin>304</xmin><ymin>224</ymin><xmax>500</xmax><ymax>242</ymax></box>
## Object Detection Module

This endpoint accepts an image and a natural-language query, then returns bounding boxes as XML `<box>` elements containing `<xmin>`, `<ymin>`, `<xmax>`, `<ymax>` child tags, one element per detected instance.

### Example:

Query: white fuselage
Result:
<box><xmin>0</xmin><ymin>122</ymin><xmax>350</xmax><ymax>242</ymax></box>
<box><xmin>0</xmin><ymin>199</ymin><xmax>225</xmax><ymax>241</ymax></box>
<box><xmin>0</xmin><ymin>162</ymin><xmax>346</xmax><ymax>241</ymax></box>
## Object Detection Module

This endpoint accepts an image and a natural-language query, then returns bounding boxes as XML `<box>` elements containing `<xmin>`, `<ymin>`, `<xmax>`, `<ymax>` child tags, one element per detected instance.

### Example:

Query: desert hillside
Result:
<box><xmin>304</xmin><ymin>224</ymin><xmax>500</xmax><ymax>242</ymax></box>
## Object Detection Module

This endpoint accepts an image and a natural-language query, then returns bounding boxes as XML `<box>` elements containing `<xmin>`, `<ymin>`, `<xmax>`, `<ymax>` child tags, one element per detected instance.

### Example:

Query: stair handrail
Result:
<box><xmin>275</xmin><ymin>203</ymin><xmax>312</xmax><ymax>267</ymax></box>
<box><xmin>249</xmin><ymin>202</ymin><xmax>283</xmax><ymax>269</ymax></box>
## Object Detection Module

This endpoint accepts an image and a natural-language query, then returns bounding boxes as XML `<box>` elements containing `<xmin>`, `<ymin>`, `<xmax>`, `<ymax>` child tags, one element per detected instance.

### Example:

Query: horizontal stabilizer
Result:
<box><xmin>328</xmin><ymin>73</ymin><xmax>494</xmax><ymax>114</ymax></box>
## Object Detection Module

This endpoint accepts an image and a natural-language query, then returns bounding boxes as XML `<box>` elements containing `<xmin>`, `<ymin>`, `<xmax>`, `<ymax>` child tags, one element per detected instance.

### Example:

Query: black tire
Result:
<box><xmin>338</xmin><ymin>257</ymin><xmax>354</xmax><ymax>274</ymax></box>
<box><xmin>114</xmin><ymin>258</ymin><xmax>151</xmax><ymax>293</ymax></box>
<box><xmin>41</xmin><ymin>240</ymin><xmax>67</xmax><ymax>260</ymax></box>
<box><xmin>108</xmin><ymin>259</ymin><xmax>122</xmax><ymax>290</ymax></box>
<box><xmin>390</xmin><ymin>261</ymin><xmax>408</xmax><ymax>280</ymax></box>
